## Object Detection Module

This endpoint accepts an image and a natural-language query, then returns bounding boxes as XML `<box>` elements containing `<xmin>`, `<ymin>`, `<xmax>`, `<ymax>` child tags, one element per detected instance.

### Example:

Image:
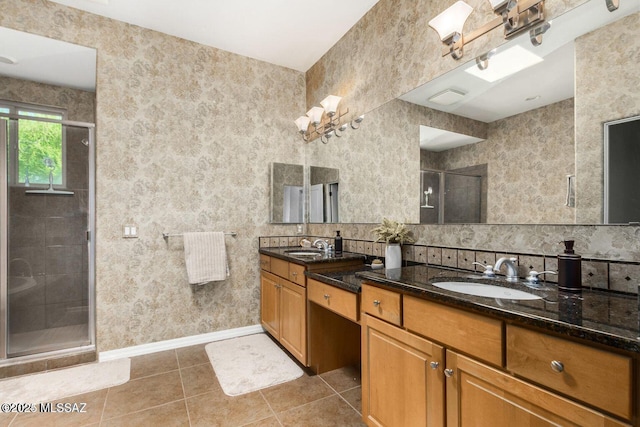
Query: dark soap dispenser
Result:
<box><xmin>334</xmin><ymin>230</ymin><xmax>343</xmax><ymax>254</ymax></box>
<box><xmin>558</xmin><ymin>240</ymin><xmax>582</xmax><ymax>292</ymax></box>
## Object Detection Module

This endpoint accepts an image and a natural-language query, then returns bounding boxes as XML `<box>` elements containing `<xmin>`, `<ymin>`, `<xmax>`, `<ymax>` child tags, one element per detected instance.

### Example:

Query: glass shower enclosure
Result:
<box><xmin>0</xmin><ymin>111</ymin><xmax>95</xmax><ymax>359</ymax></box>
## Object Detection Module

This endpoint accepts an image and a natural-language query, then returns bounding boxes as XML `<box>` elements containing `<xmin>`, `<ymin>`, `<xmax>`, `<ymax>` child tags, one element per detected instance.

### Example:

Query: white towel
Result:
<box><xmin>183</xmin><ymin>231</ymin><xmax>229</xmax><ymax>285</ymax></box>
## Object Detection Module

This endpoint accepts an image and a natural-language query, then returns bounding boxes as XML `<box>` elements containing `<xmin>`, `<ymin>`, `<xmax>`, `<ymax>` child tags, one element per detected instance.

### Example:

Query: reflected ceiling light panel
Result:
<box><xmin>428</xmin><ymin>89</ymin><xmax>467</xmax><ymax>106</ymax></box>
<box><xmin>0</xmin><ymin>55</ymin><xmax>17</xmax><ymax>65</ymax></box>
<box><xmin>464</xmin><ymin>45</ymin><xmax>543</xmax><ymax>82</ymax></box>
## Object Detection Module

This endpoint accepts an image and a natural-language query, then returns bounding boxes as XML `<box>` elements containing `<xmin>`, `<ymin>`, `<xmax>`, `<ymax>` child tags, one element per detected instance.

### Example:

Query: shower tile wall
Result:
<box><xmin>9</xmin><ymin>128</ymin><xmax>89</xmax><ymax>336</ymax></box>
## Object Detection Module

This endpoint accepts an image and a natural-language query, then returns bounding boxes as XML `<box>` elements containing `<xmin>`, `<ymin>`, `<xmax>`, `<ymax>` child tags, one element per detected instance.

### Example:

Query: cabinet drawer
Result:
<box><xmin>270</xmin><ymin>257</ymin><xmax>288</xmax><ymax>279</ymax></box>
<box><xmin>506</xmin><ymin>325</ymin><xmax>633</xmax><ymax>420</ymax></box>
<box><xmin>404</xmin><ymin>296</ymin><xmax>503</xmax><ymax>367</ymax></box>
<box><xmin>308</xmin><ymin>279</ymin><xmax>358</xmax><ymax>322</ymax></box>
<box><xmin>259</xmin><ymin>254</ymin><xmax>271</xmax><ymax>272</ymax></box>
<box><xmin>289</xmin><ymin>263</ymin><xmax>306</xmax><ymax>287</ymax></box>
<box><xmin>361</xmin><ymin>284</ymin><xmax>401</xmax><ymax>326</ymax></box>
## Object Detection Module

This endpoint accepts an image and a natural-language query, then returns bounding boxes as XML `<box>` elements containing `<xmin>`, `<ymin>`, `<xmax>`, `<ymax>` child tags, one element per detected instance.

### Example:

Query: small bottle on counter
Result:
<box><xmin>334</xmin><ymin>230</ymin><xmax>343</xmax><ymax>254</ymax></box>
<box><xmin>558</xmin><ymin>240</ymin><xmax>582</xmax><ymax>292</ymax></box>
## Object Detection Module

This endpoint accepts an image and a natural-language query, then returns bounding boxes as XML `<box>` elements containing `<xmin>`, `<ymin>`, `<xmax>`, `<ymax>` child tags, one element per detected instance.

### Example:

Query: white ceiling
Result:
<box><xmin>47</xmin><ymin>0</ymin><xmax>381</xmax><ymax>72</ymax></box>
<box><xmin>0</xmin><ymin>27</ymin><xmax>97</xmax><ymax>91</ymax></box>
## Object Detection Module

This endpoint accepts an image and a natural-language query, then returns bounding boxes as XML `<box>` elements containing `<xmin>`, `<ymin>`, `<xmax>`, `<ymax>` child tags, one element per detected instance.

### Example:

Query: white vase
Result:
<box><xmin>385</xmin><ymin>243</ymin><xmax>402</xmax><ymax>269</ymax></box>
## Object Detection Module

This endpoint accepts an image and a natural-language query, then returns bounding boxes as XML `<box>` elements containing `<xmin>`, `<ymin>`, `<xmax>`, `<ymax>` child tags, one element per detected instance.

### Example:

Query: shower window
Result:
<box><xmin>0</xmin><ymin>101</ymin><xmax>67</xmax><ymax>187</ymax></box>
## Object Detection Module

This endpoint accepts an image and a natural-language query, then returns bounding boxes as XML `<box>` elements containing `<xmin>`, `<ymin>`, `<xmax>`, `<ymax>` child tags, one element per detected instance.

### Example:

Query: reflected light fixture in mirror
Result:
<box><xmin>429</xmin><ymin>0</ymin><xmax>547</xmax><ymax>60</ymax></box>
<box><xmin>294</xmin><ymin>95</ymin><xmax>363</xmax><ymax>144</ymax></box>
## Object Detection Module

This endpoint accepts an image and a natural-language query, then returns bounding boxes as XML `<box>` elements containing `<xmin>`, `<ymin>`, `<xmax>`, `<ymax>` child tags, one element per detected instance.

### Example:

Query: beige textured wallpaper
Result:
<box><xmin>1</xmin><ymin>0</ymin><xmax>305</xmax><ymax>351</ymax></box>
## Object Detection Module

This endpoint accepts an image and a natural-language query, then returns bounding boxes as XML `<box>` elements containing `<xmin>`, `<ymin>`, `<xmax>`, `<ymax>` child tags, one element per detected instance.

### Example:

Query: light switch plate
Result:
<box><xmin>123</xmin><ymin>225</ymin><xmax>138</xmax><ymax>238</ymax></box>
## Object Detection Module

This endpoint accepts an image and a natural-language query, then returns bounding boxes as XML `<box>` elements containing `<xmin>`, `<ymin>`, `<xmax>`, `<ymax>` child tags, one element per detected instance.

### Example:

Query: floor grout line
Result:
<box><xmin>257</xmin><ymin>389</ymin><xmax>284</xmax><ymax>427</ymax></box>
<box><xmin>176</xmin><ymin>350</ymin><xmax>194</xmax><ymax>427</ymax></box>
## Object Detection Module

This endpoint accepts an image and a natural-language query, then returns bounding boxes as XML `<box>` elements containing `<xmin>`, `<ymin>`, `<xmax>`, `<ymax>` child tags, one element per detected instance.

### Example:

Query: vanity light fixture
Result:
<box><xmin>294</xmin><ymin>95</ymin><xmax>363</xmax><ymax>144</ymax></box>
<box><xmin>429</xmin><ymin>0</ymin><xmax>547</xmax><ymax>61</ymax></box>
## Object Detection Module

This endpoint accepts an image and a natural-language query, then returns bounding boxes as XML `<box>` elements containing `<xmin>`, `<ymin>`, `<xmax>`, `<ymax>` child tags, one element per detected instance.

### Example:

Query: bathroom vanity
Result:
<box><xmin>258</xmin><ymin>247</ymin><xmax>639</xmax><ymax>426</ymax></box>
<box><xmin>357</xmin><ymin>266</ymin><xmax>638</xmax><ymax>427</ymax></box>
<box><xmin>258</xmin><ymin>248</ymin><xmax>365</xmax><ymax>367</ymax></box>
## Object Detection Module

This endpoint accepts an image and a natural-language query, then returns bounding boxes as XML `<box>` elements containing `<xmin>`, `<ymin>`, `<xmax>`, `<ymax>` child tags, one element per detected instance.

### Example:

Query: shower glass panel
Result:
<box><xmin>420</xmin><ymin>170</ymin><xmax>440</xmax><ymax>224</ymax></box>
<box><xmin>443</xmin><ymin>172</ymin><xmax>482</xmax><ymax>224</ymax></box>
<box><xmin>1</xmin><ymin>116</ymin><xmax>94</xmax><ymax>358</ymax></box>
<box><xmin>420</xmin><ymin>169</ymin><xmax>483</xmax><ymax>224</ymax></box>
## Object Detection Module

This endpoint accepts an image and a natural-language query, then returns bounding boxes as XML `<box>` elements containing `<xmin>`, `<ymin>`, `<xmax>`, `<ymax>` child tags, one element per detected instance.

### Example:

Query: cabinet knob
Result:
<box><xmin>373</xmin><ymin>300</ymin><xmax>381</xmax><ymax>307</ymax></box>
<box><xmin>444</xmin><ymin>368</ymin><xmax>454</xmax><ymax>378</ymax></box>
<box><xmin>292</xmin><ymin>272</ymin><xmax>298</xmax><ymax>277</ymax></box>
<box><xmin>429</xmin><ymin>361</ymin><xmax>439</xmax><ymax>370</ymax></box>
<box><xmin>550</xmin><ymin>360</ymin><xmax>564</xmax><ymax>373</ymax></box>
<box><xmin>324</xmin><ymin>294</ymin><xmax>330</xmax><ymax>300</ymax></box>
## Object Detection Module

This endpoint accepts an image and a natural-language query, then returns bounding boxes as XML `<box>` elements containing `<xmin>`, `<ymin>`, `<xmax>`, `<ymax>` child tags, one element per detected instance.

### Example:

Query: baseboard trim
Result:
<box><xmin>99</xmin><ymin>324</ymin><xmax>264</xmax><ymax>362</ymax></box>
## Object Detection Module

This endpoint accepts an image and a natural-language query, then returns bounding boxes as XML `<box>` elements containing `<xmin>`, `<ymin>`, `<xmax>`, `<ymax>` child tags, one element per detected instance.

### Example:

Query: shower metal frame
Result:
<box><xmin>0</xmin><ymin>112</ymin><xmax>96</xmax><ymax>361</ymax></box>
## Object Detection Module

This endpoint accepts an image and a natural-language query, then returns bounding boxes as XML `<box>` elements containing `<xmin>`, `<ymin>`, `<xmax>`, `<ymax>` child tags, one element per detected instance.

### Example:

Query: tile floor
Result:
<box><xmin>0</xmin><ymin>342</ymin><xmax>366</xmax><ymax>426</ymax></box>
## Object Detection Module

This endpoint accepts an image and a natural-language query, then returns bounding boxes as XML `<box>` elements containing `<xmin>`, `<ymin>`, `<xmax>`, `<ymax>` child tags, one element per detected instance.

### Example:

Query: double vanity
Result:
<box><xmin>258</xmin><ymin>245</ymin><xmax>639</xmax><ymax>427</ymax></box>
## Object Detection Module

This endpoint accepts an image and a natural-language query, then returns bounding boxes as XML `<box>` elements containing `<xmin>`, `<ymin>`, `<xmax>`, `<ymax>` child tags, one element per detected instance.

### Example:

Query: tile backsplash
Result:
<box><xmin>260</xmin><ymin>235</ymin><xmax>640</xmax><ymax>294</ymax></box>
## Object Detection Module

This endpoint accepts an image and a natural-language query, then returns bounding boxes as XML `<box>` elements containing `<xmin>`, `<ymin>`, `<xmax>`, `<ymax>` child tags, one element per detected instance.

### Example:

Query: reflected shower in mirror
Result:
<box><xmin>270</xmin><ymin>162</ymin><xmax>304</xmax><ymax>223</ymax></box>
<box><xmin>309</xmin><ymin>166</ymin><xmax>339</xmax><ymax>223</ymax></box>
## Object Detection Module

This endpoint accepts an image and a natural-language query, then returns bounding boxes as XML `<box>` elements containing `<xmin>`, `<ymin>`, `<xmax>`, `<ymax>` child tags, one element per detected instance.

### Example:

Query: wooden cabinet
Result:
<box><xmin>447</xmin><ymin>350</ymin><xmax>630</xmax><ymax>427</ymax></box>
<box><xmin>361</xmin><ymin>284</ymin><xmax>402</xmax><ymax>326</ymax></box>
<box><xmin>362</xmin><ymin>282</ymin><xmax>636</xmax><ymax>427</ymax></box>
<box><xmin>308</xmin><ymin>278</ymin><xmax>359</xmax><ymax>323</ymax></box>
<box><xmin>506</xmin><ymin>325</ymin><xmax>633</xmax><ymax>420</ymax></box>
<box><xmin>362</xmin><ymin>313</ymin><xmax>445</xmax><ymax>427</ymax></box>
<box><xmin>404</xmin><ymin>296</ymin><xmax>503</xmax><ymax>367</ymax></box>
<box><xmin>260</xmin><ymin>271</ymin><xmax>280</xmax><ymax>339</ymax></box>
<box><xmin>259</xmin><ymin>260</ymin><xmax>306</xmax><ymax>365</ymax></box>
<box><xmin>279</xmin><ymin>278</ymin><xmax>306</xmax><ymax>363</ymax></box>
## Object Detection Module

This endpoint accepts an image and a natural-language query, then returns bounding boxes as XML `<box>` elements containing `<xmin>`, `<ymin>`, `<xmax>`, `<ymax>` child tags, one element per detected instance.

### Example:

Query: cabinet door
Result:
<box><xmin>260</xmin><ymin>271</ymin><xmax>280</xmax><ymax>340</ymax></box>
<box><xmin>280</xmin><ymin>279</ymin><xmax>307</xmax><ymax>365</ymax></box>
<box><xmin>362</xmin><ymin>313</ymin><xmax>445</xmax><ymax>427</ymax></box>
<box><xmin>446</xmin><ymin>350</ymin><xmax>631</xmax><ymax>427</ymax></box>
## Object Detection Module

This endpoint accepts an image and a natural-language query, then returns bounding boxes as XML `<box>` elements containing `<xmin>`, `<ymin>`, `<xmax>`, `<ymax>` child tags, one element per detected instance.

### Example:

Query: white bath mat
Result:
<box><xmin>0</xmin><ymin>358</ymin><xmax>130</xmax><ymax>403</ymax></box>
<box><xmin>206</xmin><ymin>333</ymin><xmax>303</xmax><ymax>396</ymax></box>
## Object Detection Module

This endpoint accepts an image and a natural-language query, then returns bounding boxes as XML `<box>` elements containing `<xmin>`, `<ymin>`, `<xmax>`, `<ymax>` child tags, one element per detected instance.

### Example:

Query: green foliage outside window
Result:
<box><xmin>18</xmin><ymin>119</ymin><xmax>63</xmax><ymax>185</ymax></box>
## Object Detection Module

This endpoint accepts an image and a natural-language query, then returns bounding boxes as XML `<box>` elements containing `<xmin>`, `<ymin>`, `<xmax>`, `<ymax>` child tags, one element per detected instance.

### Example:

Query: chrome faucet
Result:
<box><xmin>494</xmin><ymin>257</ymin><xmax>519</xmax><ymax>282</ymax></box>
<box><xmin>313</xmin><ymin>239</ymin><xmax>331</xmax><ymax>253</ymax></box>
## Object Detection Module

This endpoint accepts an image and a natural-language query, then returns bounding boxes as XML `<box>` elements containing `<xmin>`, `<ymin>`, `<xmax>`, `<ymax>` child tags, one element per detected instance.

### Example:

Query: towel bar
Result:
<box><xmin>162</xmin><ymin>231</ymin><xmax>237</xmax><ymax>242</ymax></box>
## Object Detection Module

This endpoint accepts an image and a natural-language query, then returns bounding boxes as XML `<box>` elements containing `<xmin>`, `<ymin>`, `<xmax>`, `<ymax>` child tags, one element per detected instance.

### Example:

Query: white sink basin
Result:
<box><xmin>431</xmin><ymin>282</ymin><xmax>541</xmax><ymax>300</ymax></box>
<box><xmin>286</xmin><ymin>251</ymin><xmax>322</xmax><ymax>257</ymax></box>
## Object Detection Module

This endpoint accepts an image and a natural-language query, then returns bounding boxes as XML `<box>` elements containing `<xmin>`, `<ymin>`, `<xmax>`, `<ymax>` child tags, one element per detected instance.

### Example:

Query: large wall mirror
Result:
<box><xmin>306</xmin><ymin>0</ymin><xmax>639</xmax><ymax>225</ymax></box>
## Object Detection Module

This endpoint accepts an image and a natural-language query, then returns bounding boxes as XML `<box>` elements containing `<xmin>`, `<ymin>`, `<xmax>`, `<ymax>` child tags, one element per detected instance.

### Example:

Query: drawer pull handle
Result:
<box><xmin>550</xmin><ymin>360</ymin><xmax>564</xmax><ymax>373</ymax></box>
<box><xmin>324</xmin><ymin>294</ymin><xmax>330</xmax><ymax>300</ymax></box>
<box><xmin>292</xmin><ymin>272</ymin><xmax>298</xmax><ymax>277</ymax></box>
<box><xmin>444</xmin><ymin>368</ymin><xmax>454</xmax><ymax>378</ymax></box>
<box><xmin>430</xmin><ymin>361</ymin><xmax>439</xmax><ymax>370</ymax></box>
<box><xmin>373</xmin><ymin>300</ymin><xmax>381</xmax><ymax>307</ymax></box>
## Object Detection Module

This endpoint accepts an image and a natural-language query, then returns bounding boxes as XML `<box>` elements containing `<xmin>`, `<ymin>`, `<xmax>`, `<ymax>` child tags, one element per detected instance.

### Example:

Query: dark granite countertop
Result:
<box><xmin>306</xmin><ymin>267</ymin><xmax>376</xmax><ymax>293</ymax></box>
<box><xmin>259</xmin><ymin>247</ymin><xmax>366</xmax><ymax>266</ymax></box>
<box><xmin>355</xmin><ymin>265</ymin><xmax>640</xmax><ymax>354</ymax></box>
